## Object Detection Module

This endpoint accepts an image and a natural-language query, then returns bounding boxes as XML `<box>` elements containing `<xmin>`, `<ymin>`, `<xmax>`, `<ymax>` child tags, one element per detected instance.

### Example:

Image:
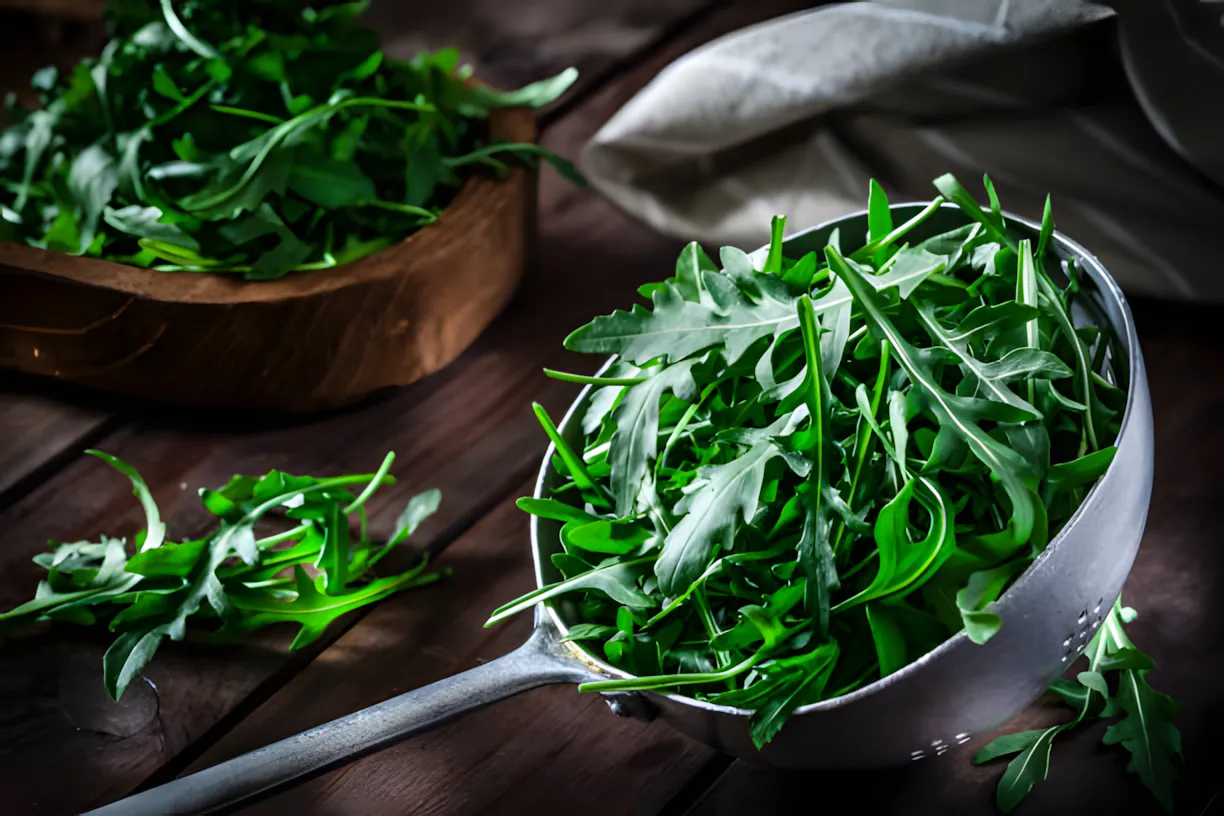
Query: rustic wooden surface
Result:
<box><xmin>0</xmin><ymin>2</ymin><xmax>1220</xmax><ymax>816</ymax></box>
<box><xmin>0</xmin><ymin>101</ymin><xmax>534</xmax><ymax>412</ymax></box>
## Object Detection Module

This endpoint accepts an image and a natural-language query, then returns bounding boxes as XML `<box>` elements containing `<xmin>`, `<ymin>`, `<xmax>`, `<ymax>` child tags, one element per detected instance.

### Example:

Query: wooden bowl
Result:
<box><xmin>0</xmin><ymin>106</ymin><xmax>536</xmax><ymax>411</ymax></box>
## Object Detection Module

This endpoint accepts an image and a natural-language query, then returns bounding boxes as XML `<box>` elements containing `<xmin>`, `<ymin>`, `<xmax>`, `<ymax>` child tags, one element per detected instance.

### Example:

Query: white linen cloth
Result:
<box><xmin>581</xmin><ymin>0</ymin><xmax>1224</xmax><ymax>300</ymax></box>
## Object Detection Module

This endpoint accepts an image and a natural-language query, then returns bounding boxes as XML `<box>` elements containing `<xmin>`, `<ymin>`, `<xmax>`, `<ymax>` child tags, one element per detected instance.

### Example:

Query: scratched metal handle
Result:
<box><xmin>84</xmin><ymin>626</ymin><xmax>596</xmax><ymax>816</ymax></box>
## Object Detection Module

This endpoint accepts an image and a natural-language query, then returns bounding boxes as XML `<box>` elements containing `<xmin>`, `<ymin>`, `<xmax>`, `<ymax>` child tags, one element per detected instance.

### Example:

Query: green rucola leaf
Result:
<box><xmin>225</xmin><ymin>562</ymin><xmax>445</xmax><ymax>650</ymax></box>
<box><xmin>655</xmin><ymin>440</ymin><xmax>784</xmax><ymax>596</ymax></box>
<box><xmin>515</xmin><ymin>497</ymin><xmax>599</xmax><ymax>526</ymax></box>
<box><xmin>865</xmin><ymin>603</ymin><xmax>905</xmax><ymax>677</ymax></box>
<box><xmin>103</xmin><ymin>205</ymin><xmax>199</xmax><ymax>250</ymax></box>
<box><xmin>974</xmin><ymin>729</ymin><xmax>1045</xmax><ymax>764</ymax></box>
<box><xmin>741</xmin><ymin>641</ymin><xmax>839</xmax><ymax>749</ymax></box>
<box><xmin>484</xmin><ymin>557</ymin><xmax>655</xmax><ymax>626</ymax></box>
<box><xmin>532</xmin><ymin>402</ymin><xmax>600</xmax><ymax>493</ymax></box>
<box><xmin>562</xmin><ymin>519</ymin><xmax>652</xmax><ymax>555</ymax></box>
<box><xmin>459</xmin><ymin>66</ymin><xmax>578</xmax><ymax>110</ymax></box>
<box><xmin>1100</xmin><ymin>607</ymin><xmax>1183</xmax><ymax>811</ymax></box>
<box><xmin>834</xmin><ymin>476</ymin><xmax>954</xmax><ymax>612</ymax></box>
<box><xmin>993</xmin><ymin>724</ymin><xmax>1066</xmax><ymax>812</ymax></box>
<box><xmin>828</xmin><ymin>247</ymin><xmax>1037</xmax><ymax>550</ymax></box>
<box><xmin>667</xmin><ymin>241</ymin><xmax>716</xmax><ymax>302</ymax></box>
<box><xmin>86</xmin><ymin>450</ymin><xmax>166</xmax><ymax>552</ymax></box>
<box><xmin>933</xmin><ymin>173</ymin><xmax>1009</xmax><ymax>245</ymax></box>
<box><xmin>608</xmin><ymin>360</ymin><xmax>698</xmax><ymax>516</ymax></box>
<box><xmin>866</xmin><ymin>179</ymin><xmax>893</xmax><ymax>265</ymax></box>
<box><xmin>103</xmin><ymin>625</ymin><xmax>170</xmax><ymax>700</ymax></box>
<box><xmin>954</xmin><ymin>559</ymin><xmax>1025</xmax><ymax>644</ymax></box>
<box><xmin>914</xmin><ymin>302</ymin><xmax>1043</xmax><ymax>420</ymax></box>
<box><xmin>870</xmin><ymin>247</ymin><xmax>946</xmax><ymax>299</ymax></box>
<box><xmin>388</xmin><ymin>489</ymin><xmax>443</xmax><ymax>546</ymax></box>
<box><xmin>66</xmin><ymin>144</ymin><xmax>119</xmax><ymax>252</ymax></box>
<box><xmin>318</xmin><ymin>502</ymin><xmax>351</xmax><ymax>594</ymax></box>
<box><xmin>1044</xmin><ymin>447</ymin><xmax>1117</xmax><ymax>499</ymax></box>
<box><xmin>761</xmin><ymin>215</ymin><xmax>786</xmax><ymax>276</ymax></box>
<box><xmin>794</xmin><ymin>294</ymin><xmax>838</xmax><ymax>637</ymax></box>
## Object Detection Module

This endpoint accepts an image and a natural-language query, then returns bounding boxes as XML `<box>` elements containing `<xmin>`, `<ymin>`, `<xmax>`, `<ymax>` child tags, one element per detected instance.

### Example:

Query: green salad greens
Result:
<box><xmin>487</xmin><ymin>175</ymin><xmax>1182</xmax><ymax>811</ymax></box>
<box><xmin>0</xmin><ymin>0</ymin><xmax>582</xmax><ymax>279</ymax></box>
<box><xmin>0</xmin><ymin>450</ymin><xmax>445</xmax><ymax>701</ymax></box>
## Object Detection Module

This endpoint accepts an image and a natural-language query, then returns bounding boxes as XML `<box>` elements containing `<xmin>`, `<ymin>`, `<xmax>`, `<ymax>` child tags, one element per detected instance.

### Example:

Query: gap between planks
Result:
<box><xmin>113</xmin><ymin>0</ymin><xmax>734</xmax><ymax>798</ymax></box>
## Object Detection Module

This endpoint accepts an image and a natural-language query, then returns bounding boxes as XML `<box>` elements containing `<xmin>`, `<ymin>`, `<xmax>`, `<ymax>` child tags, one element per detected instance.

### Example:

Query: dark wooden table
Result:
<box><xmin>1</xmin><ymin>2</ymin><xmax>1221</xmax><ymax>815</ymax></box>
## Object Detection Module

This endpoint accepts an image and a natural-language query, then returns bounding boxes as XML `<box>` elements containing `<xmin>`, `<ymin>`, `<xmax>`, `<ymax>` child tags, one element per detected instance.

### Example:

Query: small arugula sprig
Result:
<box><xmin>0</xmin><ymin>0</ymin><xmax>583</xmax><ymax>279</ymax></box>
<box><xmin>0</xmin><ymin>449</ymin><xmax>446</xmax><ymax>700</ymax></box>
<box><xmin>975</xmin><ymin>596</ymin><xmax>1182</xmax><ymax>812</ymax></box>
<box><xmin>487</xmin><ymin>173</ymin><xmax>1180</xmax><ymax>809</ymax></box>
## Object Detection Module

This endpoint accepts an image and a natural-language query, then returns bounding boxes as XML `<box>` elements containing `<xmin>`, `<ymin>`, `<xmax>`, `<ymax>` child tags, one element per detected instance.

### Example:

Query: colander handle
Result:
<box><xmin>83</xmin><ymin>623</ymin><xmax>597</xmax><ymax>816</ymax></box>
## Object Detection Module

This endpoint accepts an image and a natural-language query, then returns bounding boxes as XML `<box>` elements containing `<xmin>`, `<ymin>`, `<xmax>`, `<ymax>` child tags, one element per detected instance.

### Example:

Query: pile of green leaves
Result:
<box><xmin>974</xmin><ymin>596</ymin><xmax>1182</xmax><ymax>812</ymax></box>
<box><xmin>0</xmin><ymin>449</ymin><xmax>445</xmax><ymax>700</ymax></box>
<box><xmin>486</xmin><ymin>174</ymin><xmax>1181</xmax><ymax>810</ymax></box>
<box><xmin>0</xmin><ymin>0</ymin><xmax>582</xmax><ymax>279</ymax></box>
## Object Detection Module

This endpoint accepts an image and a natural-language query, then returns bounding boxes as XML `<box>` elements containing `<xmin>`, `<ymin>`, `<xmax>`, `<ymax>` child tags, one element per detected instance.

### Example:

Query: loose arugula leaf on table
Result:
<box><xmin>486</xmin><ymin>170</ymin><xmax>1177</xmax><ymax>810</ymax></box>
<box><xmin>0</xmin><ymin>450</ymin><xmax>446</xmax><ymax>700</ymax></box>
<box><xmin>0</xmin><ymin>0</ymin><xmax>584</xmax><ymax>280</ymax></box>
<box><xmin>976</xmin><ymin>597</ymin><xmax>1181</xmax><ymax>812</ymax></box>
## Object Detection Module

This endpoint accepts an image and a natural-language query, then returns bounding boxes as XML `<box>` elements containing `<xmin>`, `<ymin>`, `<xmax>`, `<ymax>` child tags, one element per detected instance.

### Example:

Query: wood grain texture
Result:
<box><xmin>188</xmin><ymin>485</ymin><xmax>715</xmax><ymax>816</ymax></box>
<box><xmin>0</xmin><ymin>1</ymin><xmax>725</xmax><ymax>813</ymax></box>
<box><xmin>0</xmin><ymin>106</ymin><xmax>535</xmax><ymax>411</ymax></box>
<box><xmin>6</xmin><ymin>1</ymin><xmax>1220</xmax><ymax>816</ymax></box>
<box><xmin>0</xmin><ymin>388</ymin><xmax>111</xmax><ymax>499</ymax></box>
<box><xmin>0</xmin><ymin>0</ymin><xmax>106</xmax><ymax>19</ymax></box>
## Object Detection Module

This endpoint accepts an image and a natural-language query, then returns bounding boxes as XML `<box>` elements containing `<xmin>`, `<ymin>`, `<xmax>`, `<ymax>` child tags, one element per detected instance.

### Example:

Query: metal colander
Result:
<box><xmin>88</xmin><ymin>203</ymin><xmax>1152</xmax><ymax>815</ymax></box>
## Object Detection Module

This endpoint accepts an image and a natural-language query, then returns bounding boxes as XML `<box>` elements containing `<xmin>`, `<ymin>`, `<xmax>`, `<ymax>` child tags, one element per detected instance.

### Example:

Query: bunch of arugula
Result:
<box><xmin>0</xmin><ymin>0</ymin><xmax>582</xmax><ymax>279</ymax></box>
<box><xmin>486</xmin><ymin>174</ymin><xmax>1182</xmax><ymax>810</ymax></box>
<box><xmin>0</xmin><ymin>449</ymin><xmax>445</xmax><ymax>700</ymax></box>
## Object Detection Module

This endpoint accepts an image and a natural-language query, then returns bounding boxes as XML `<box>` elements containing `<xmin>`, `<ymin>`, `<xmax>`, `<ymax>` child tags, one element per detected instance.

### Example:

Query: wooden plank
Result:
<box><xmin>164</xmin><ymin>2</ymin><xmax>825</xmax><ymax>815</ymax></box>
<box><xmin>0</xmin><ymin>385</ymin><xmax>112</xmax><ymax>501</ymax></box>
<box><xmin>0</xmin><ymin>2</ymin><xmax>726</xmax><ymax>813</ymax></box>
<box><xmin>367</xmin><ymin>0</ymin><xmax>705</xmax><ymax>95</ymax></box>
<box><xmin>186</xmin><ymin>485</ymin><xmax>715</xmax><ymax>816</ymax></box>
<box><xmin>686</xmin><ymin>298</ymin><xmax>1224</xmax><ymax>815</ymax></box>
<box><xmin>0</xmin><ymin>0</ymin><xmax>698</xmax><ymax>508</ymax></box>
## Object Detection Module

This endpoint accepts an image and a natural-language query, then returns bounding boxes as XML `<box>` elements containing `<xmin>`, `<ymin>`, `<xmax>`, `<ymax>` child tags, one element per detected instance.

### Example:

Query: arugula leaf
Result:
<box><xmin>608</xmin><ymin>360</ymin><xmax>698</xmax><ymax>516</ymax></box>
<box><xmin>1101</xmin><ymin>606</ymin><xmax>1183</xmax><ymax>811</ymax></box>
<box><xmin>1</xmin><ymin>3</ymin><xmax>582</xmax><ymax>279</ymax></box>
<box><xmin>493</xmin><ymin>173</ymin><xmax>1136</xmax><ymax>774</ymax></box>
<box><xmin>1</xmin><ymin>449</ymin><xmax>446</xmax><ymax>700</ymax></box>
<box><xmin>978</xmin><ymin>598</ymin><xmax>1182</xmax><ymax>812</ymax></box>
<box><xmin>656</xmin><ymin>441</ymin><xmax>778</xmax><ymax>595</ymax></box>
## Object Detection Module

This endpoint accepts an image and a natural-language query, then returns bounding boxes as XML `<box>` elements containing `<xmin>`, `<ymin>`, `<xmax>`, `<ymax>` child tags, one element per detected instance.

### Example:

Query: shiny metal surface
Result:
<box><xmin>87</xmin><ymin>204</ymin><xmax>1151</xmax><ymax>814</ymax></box>
<box><xmin>537</xmin><ymin>203</ymin><xmax>1153</xmax><ymax>768</ymax></box>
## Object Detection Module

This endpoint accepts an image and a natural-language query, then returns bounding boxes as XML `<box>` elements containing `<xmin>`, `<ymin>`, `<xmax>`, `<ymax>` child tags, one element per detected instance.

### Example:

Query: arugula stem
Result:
<box><xmin>578</xmin><ymin>650</ymin><xmax>761</xmax><ymax>693</ymax></box>
<box><xmin>849</xmin><ymin>196</ymin><xmax>945</xmax><ymax>262</ymax></box>
<box><xmin>160</xmin><ymin>0</ymin><xmax>219</xmax><ymax>58</ymax></box>
<box><xmin>209</xmin><ymin>105</ymin><xmax>286</xmax><ymax>124</ymax></box>
<box><xmin>351</xmin><ymin>200</ymin><xmax>437</xmax><ymax>220</ymax></box>
<box><xmin>543</xmin><ymin>369</ymin><xmax>649</xmax><ymax>386</ymax></box>
<box><xmin>690</xmin><ymin>588</ymin><xmax>734</xmax><ymax>676</ymax></box>
<box><xmin>532</xmin><ymin>402</ymin><xmax>603</xmax><ymax>496</ymax></box>
<box><xmin>342</xmin><ymin>452</ymin><xmax>396</xmax><ymax>515</ymax></box>
<box><xmin>255</xmin><ymin>525</ymin><xmax>308</xmax><ymax>549</ymax></box>
<box><xmin>839</xmin><ymin>549</ymin><xmax>879</xmax><ymax>582</ymax></box>
<box><xmin>833</xmin><ymin>340</ymin><xmax>890</xmax><ymax>561</ymax></box>
<box><xmin>657</xmin><ymin>375</ymin><xmax>726</xmax><ymax>475</ymax></box>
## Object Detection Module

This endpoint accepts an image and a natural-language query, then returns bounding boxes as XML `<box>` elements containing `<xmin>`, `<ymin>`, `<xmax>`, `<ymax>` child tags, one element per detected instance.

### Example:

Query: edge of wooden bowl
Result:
<box><xmin>0</xmin><ymin>106</ymin><xmax>538</xmax><ymax>410</ymax></box>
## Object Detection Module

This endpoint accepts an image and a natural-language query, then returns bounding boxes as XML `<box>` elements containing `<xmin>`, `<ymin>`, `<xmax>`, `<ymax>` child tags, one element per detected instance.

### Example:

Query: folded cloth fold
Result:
<box><xmin>582</xmin><ymin>0</ymin><xmax>1224</xmax><ymax>300</ymax></box>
